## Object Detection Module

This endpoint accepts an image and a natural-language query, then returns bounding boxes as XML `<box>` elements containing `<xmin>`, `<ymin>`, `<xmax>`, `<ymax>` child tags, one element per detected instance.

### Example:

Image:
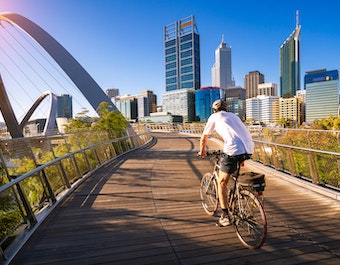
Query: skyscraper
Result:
<box><xmin>280</xmin><ymin>11</ymin><xmax>301</xmax><ymax>98</ymax></box>
<box><xmin>212</xmin><ymin>36</ymin><xmax>234</xmax><ymax>90</ymax></box>
<box><xmin>163</xmin><ymin>15</ymin><xmax>200</xmax><ymax>122</ymax></box>
<box><xmin>164</xmin><ymin>15</ymin><xmax>200</xmax><ymax>91</ymax></box>
<box><xmin>244</xmin><ymin>71</ymin><xmax>264</xmax><ymax>99</ymax></box>
<box><xmin>57</xmin><ymin>94</ymin><xmax>72</xmax><ymax>118</ymax></box>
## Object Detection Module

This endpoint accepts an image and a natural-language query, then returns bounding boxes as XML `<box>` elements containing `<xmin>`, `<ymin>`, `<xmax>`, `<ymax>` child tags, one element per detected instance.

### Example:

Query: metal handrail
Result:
<box><xmin>252</xmin><ymin>139</ymin><xmax>340</xmax><ymax>189</ymax></box>
<box><xmin>0</xmin><ymin>133</ymin><xmax>149</xmax><ymax>194</ymax></box>
<box><xmin>164</xmin><ymin>123</ymin><xmax>340</xmax><ymax>189</ymax></box>
<box><xmin>0</xmin><ymin>128</ymin><xmax>152</xmax><ymax>264</ymax></box>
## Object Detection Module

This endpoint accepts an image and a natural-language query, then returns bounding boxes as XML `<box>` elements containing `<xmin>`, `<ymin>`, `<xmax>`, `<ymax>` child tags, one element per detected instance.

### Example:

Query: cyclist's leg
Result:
<box><xmin>217</xmin><ymin>170</ymin><xmax>230</xmax><ymax>210</ymax></box>
<box><xmin>218</xmin><ymin>155</ymin><xmax>238</xmax><ymax>210</ymax></box>
<box><xmin>216</xmin><ymin>170</ymin><xmax>232</xmax><ymax>226</ymax></box>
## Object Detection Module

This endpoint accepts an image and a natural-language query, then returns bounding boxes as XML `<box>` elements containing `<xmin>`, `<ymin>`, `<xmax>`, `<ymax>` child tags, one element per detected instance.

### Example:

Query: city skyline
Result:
<box><xmin>0</xmin><ymin>0</ymin><xmax>340</xmax><ymax>120</ymax></box>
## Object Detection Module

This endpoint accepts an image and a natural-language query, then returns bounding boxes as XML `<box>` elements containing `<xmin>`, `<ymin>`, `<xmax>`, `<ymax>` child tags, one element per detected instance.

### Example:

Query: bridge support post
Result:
<box><xmin>271</xmin><ymin>145</ymin><xmax>281</xmax><ymax>170</ymax></box>
<box><xmin>287</xmin><ymin>148</ymin><xmax>297</xmax><ymax>176</ymax></box>
<box><xmin>307</xmin><ymin>152</ymin><xmax>319</xmax><ymax>184</ymax></box>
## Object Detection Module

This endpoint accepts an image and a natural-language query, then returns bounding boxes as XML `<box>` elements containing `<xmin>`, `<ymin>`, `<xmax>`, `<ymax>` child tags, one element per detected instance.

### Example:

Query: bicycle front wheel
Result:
<box><xmin>199</xmin><ymin>173</ymin><xmax>218</xmax><ymax>216</ymax></box>
<box><xmin>232</xmin><ymin>189</ymin><xmax>267</xmax><ymax>250</ymax></box>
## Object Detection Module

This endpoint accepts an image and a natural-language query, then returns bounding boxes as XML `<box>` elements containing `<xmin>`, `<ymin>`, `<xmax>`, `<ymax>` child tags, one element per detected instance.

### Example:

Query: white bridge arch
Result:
<box><xmin>0</xmin><ymin>12</ymin><xmax>117</xmax><ymax>138</ymax></box>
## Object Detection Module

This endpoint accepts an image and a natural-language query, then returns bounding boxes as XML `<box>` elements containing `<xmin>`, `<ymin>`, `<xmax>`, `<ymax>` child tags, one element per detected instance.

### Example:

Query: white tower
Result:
<box><xmin>212</xmin><ymin>35</ymin><xmax>234</xmax><ymax>90</ymax></box>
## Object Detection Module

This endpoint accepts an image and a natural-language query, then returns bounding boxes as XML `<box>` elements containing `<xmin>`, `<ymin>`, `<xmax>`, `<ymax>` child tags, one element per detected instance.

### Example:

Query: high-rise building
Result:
<box><xmin>305</xmin><ymin>69</ymin><xmax>339</xmax><ymax>123</ymax></box>
<box><xmin>162</xmin><ymin>89</ymin><xmax>196</xmax><ymax>122</ymax></box>
<box><xmin>164</xmin><ymin>15</ymin><xmax>200</xmax><ymax>91</ymax></box>
<box><xmin>244</xmin><ymin>71</ymin><xmax>264</xmax><ymax>99</ymax></box>
<box><xmin>296</xmin><ymin>89</ymin><xmax>306</xmax><ymax>123</ymax></box>
<box><xmin>225</xmin><ymin>86</ymin><xmax>246</xmax><ymax>100</ymax></box>
<box><xmin>57</xmin><ymin>94</ymin><xmax>72</xmax><ymax>118</ymax></box>
<box><xmin>279</xmin><ymin>97</ymin><xmax>303</xmax><ymax>127</ymax></box>
<box><xmin>113</xmin><ymin>95</ymin><xmax>138</xmax><ymax>121</ymax></box>
<box><xmin>258</xmin><ymin>82</ymin><xmax>278</xmax><ymax>97</ymax></box>
<box><xmin>224</xmin><ymin>86</ymin><xmax>246</xmax><ymax>121</ymax></box>
<box><xmin>280</xmin><ymin>10</ymin><xmax>301</xmax><ymax>98</ymax></box>
<box><xmin>106</xmin><ymin>88</ymin><xmax>120</xmax><ymax>99</ymax></box>
<box><xmin>246</xmin><ymin>95</ymin><xmax>280</xmax><ymax>124</ymax></box>
<box><xmin>212</xmin><ymin>36</ymin><xmax>234</xmax><ymax>90</ymax></box>
<box><xmin>163</xmin><ymin>15</ymin><xmax>200</xmax><ymax>122</ymax></box>
<box><xmin>195</xmin><ymin>87</ymin><xmax>221</xmax><ymax>122</ymax></box>
<box><xmin>137</xmin><ymin>90</ymin><xmax>157</xmax><ymax>118</ymax></box>
<box><xmin>225</xmin><ymin>97</ymin><xmax>246</xmax><ymax>121</ymax></box>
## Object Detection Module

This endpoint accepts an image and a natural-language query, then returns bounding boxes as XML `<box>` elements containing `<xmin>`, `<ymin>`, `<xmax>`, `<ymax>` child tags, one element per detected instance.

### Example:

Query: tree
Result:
<box><xmin>63</xmin><ymin>108</ymin><xmax>94</xmax><ymax>132</ymax></box>
<box><xmin>312</xmin><ymin>115</ymin><xmax>340</xmax><ymax>130</ymax></box>
<box><xmin>92</xmin><ymin>102</ymin><xmax>128</xmax><ymax>138</ymax></box>
<box><xmin>278</xmin><ymin>118</ymin><xmax>288</xmax><ymax>128</ymax></box>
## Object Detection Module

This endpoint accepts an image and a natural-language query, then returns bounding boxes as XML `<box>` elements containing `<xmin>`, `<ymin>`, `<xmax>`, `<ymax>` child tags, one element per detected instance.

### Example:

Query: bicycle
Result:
<box><xmin>199</xmin><ymin>150</ymin><xmax>267</xmax><ymax>250</ymax></box>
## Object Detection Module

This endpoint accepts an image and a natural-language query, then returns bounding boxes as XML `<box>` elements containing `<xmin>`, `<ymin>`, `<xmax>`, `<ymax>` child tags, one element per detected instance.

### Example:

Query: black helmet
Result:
<box><xmin>212</xmin><ymin>99</ymin><xmax>227</xmax><ymax>112</ymax></box>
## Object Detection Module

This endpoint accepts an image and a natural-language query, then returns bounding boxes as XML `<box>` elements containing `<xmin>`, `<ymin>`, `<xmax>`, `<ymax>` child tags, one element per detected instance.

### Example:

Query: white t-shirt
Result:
<box><xmin>203</xmin><ymin>111</ymin><xmax>254</xmax><ymax>156</ymax></box>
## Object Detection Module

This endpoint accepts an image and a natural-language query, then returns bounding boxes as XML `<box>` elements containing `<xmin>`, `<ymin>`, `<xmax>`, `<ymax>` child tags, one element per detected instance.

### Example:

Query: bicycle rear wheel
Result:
<box><xmin>200</xmin><ymin>173</ymin><xmax>218</xmax><ymax>216</ymax></box>
<box><xmin>232</xmin><ymin>189</ymin><xmax>267</xmax><ymax>249</ymax></box>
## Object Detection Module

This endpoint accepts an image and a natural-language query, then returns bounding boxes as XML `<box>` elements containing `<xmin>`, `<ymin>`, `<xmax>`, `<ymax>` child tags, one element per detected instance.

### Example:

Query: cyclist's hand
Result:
<box><xmin>197</xmin><ymin>151</ymin><xmax>207</xmax><ymax>158</ymax></box>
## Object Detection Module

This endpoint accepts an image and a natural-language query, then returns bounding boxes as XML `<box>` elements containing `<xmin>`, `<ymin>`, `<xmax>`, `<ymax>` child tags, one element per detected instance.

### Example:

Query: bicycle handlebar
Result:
<box><xmin>206</xmin><ymin>150</ymin><xmax>223</xmax><ymax>156</ymax></box>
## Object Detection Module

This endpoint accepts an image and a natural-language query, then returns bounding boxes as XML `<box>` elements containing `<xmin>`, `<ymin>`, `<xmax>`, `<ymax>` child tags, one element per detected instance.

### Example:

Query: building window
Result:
<box><xmin>166</xmin><ymin>77</ymin><xmax>177</xmax><ymax>84</ymax></box>
<box><xmin>180</xmin><ymin>34</ymin><xmax>192</xmax><ymax>43</ymax></box>
<box><xmin>181</xmin><ymin>58</ymin><xmax>192</xmax><ymax>66</ymax></box>
<box><xmin>166</xmin><ymin>55</ymin><xmax>176</xmax><ymax>62</ymax></box>
<box><xmin>182</xmin><ymin>81</ymin><xmax>193</xmax><ymax>88</ymax></box>
<box><xmin>166</xmin><ymin>62</ymin><xmax>176</xmax><ymax>70</ymax></box>
<box><xmin>165</xmin><ymin>39</ymin><xmax>176</xmax><ymax>47</ymax></box>
<box><xmin>166</xmin><ymin>84</ymin><xmax>177</xmax><ymax>91</ymax></box>
<box><xmin>166</xmin><ymin>70</ymin><xmax>176</xmax><ymax>77</ymax></box>
<box><xmin>181</xmin><ymin>74</ymin><xmax>193</xmax><ymax>82</ymax></box>
<box><xmin>180</xmin><ymin>42</ymin><xmax>192</xmax><ymax>50</ymax></box>
<box><xmin>166</xmin><ymin>47</ymin><xmax>176</xmax><ymax>55</ymax></box>
<box><xmin>181</xmin><ymin>66</ymin><xmax>193</xmax><ymax>74</ymax></box>
<box><xmin>181</xmin><ymin>50</ymin><xmax>192</xmax><ymax>58</ymax></box>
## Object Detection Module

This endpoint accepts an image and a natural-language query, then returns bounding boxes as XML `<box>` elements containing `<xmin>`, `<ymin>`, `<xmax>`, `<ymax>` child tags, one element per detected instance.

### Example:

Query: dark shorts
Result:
<box><xmin>220</xmin><ymin>153</ymin><xmax>251</xmax><ymax>174</ymax></box>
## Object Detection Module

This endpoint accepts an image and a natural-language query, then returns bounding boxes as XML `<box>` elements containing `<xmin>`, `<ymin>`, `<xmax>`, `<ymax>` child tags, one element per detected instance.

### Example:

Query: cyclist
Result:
<box><xmin>198</xmin><ymin>99</ymin><xmax>254</xmax><ymax>227</ymax></box>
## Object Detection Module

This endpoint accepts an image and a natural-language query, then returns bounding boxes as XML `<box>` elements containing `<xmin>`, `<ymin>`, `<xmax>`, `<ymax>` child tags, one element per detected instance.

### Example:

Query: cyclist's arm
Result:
<box><xmin>198</xmin><ymin>134</ymin><xmax>208</xmax><ymax>157</ymax></box>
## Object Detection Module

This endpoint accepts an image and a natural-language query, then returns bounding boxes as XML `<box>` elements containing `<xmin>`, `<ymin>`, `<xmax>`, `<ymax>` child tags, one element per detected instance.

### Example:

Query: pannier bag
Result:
<box><xmin>237</xmin><ymin>172</ymin><xmax>266</xmax><ymax>192</ymax></box>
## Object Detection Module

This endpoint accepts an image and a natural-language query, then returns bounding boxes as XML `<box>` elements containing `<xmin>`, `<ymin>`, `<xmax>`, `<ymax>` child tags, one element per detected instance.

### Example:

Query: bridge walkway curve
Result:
<box><xmin>9</xmin><ymin>132</ymin><xmax>340</xmax><ymax>265</ymax></box>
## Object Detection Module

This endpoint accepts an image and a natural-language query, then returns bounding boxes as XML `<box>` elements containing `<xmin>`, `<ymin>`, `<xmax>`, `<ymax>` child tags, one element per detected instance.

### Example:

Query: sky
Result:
<box><xmin>0</xmin><ymin>0</ymin><xmax>340</xmax><ymax>121</ymax></box>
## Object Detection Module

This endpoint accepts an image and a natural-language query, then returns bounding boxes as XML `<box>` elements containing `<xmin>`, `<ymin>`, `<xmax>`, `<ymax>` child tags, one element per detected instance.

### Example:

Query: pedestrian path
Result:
<box><xmin>9</xmin><ymin>133</ymin><xmax>340</xmax><ymax>265</ymax></box>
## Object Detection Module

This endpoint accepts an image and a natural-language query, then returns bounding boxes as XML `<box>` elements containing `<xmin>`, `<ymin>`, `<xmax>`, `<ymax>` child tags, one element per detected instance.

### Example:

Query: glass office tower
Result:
<box><xmin>57</xmin><ymin>94</ymin><xmax>72</xmax><ymax>118</ymax></box>
<box><xmin>305</xmin><ymin>69</ymin><xmax>339</xmax><ymax>123</ymax></box>
<box><xmin>280</xmin><ymin>11</ymin><xmax>301</xmax><ymax>98</ymax></box>
<box><xmin>195</xmin><ymin>87</ymin><xmax>220</xmax><ymax>122</ymax></box>
<box><xmin>164</xmin><ymin>15</ymin><xmax>200</xmax><ymax>91</ymax></box>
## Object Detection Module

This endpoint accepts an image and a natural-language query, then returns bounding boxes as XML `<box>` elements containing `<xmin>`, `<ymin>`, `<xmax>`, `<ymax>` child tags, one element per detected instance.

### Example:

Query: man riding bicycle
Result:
<box><xmin>198</xmin><ymin>99</ymin><xmax>254</xmax><ymax>227</ymax></box>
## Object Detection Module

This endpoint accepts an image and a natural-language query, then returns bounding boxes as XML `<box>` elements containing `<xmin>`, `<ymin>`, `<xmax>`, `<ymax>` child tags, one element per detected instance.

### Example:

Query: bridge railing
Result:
<box><xmin>0</xmin><ymin>126</ymin><xmax>152</xmax><ymax>263</ymax></box>
<box><xmin>146</xmin><ymin>123</ymin><xmax>340</xmax><ymax>190</ymax></box>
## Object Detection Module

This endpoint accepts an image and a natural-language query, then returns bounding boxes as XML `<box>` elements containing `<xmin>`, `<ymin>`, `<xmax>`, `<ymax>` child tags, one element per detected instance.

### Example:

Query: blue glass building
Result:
<box><xmin>163</xmin><ymin>15</ymin><xmax>201</xmax><ymax>122</ymax></box>
<box><xmin>195</xmin><ymin>87</ymin><xmax>220</xmax><ymax>122</ymax></box>
<box><xmin>305</xmin><ymin>69</ymin><xmax>339</xmax><ymax>123</ymax></box>
<box><xmin>164</xmin><ymin>15</ymin><xmax>200</xmax><ymax>92</ymax></box>
<box><xmin>57</xmin><ymin>94</ymin><xmax>72</xmax><ymax>118</ymax></box>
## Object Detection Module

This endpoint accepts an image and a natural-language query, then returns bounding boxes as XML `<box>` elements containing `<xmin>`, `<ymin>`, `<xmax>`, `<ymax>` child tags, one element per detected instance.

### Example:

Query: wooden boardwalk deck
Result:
<box><xmin>9</xmin><ymin>133</ymin><xmax>340</xmax><ymax>265</ymax></box>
